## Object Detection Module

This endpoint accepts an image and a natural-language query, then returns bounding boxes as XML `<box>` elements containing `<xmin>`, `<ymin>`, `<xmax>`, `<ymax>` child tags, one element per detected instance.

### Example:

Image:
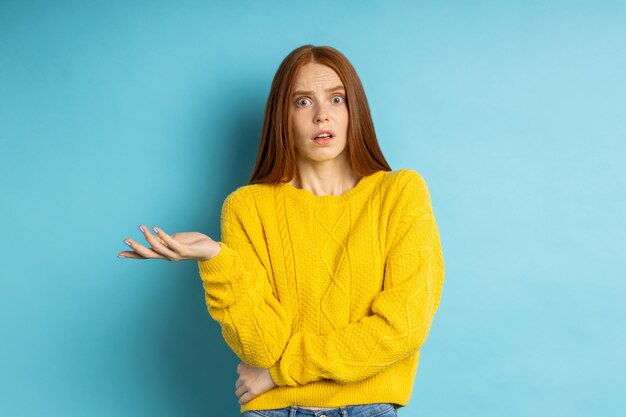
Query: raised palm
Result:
<box><xmin>118</xmin><ymin>225</ymin><xmax>221</xmax><ymax>261</ymax></box>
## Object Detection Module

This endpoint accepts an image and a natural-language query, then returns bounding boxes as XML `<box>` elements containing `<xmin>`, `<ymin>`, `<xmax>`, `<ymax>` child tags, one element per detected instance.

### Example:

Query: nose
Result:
<box><xmin>314</xmin><ymin>103</ymin><xmax>329</xmax><ymax>123</ymax></box>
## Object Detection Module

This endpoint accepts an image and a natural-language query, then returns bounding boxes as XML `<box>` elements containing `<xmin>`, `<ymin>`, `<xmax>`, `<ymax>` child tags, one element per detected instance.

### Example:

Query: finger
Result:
<box><xmin>123</xmin><ymin>237</ymin><xmax>165</xmax><ymax>259</ymax></box>
<box><xmin>138</xmin><ymin>224</ymin><xmax>180</xmax><ymax>260</ymax></box>
<box><xmin>239</xmin><ymin>391</ymin><xmax>252</xmax><ymax>404</ymax></box>
<box><xmin>152</xmin><ymin>226</ymin><xmax>188</xmax><ymax>257</ymax></box>
<box><xmin>149</xmin><ymin>226</ymin><xmax>170</xmax><ymax>247</ymax></box>
<box><xmin>235</xmin><ymin>384</ymin><xmax>247</xmax><ymax>398</ymax></box>
<box><xmin>117</xmin><ymin>250</ymin><xmax>147</xmax><ymax>259</ymax></box>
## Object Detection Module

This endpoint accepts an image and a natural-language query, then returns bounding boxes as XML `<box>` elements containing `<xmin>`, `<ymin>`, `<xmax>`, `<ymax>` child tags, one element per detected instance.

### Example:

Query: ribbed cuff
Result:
<box><xmin>197</xmin><ymin>242</ymin><xmax>236</xmax><ymax>282</ymax></box>
<box><xmin>268</xmin><ymin>362</ymin><xmax>289</xmax><ymax>387</ymax></box>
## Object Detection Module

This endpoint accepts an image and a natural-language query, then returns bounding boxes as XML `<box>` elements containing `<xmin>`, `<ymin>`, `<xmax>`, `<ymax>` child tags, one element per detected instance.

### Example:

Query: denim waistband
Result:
<box><xmin>243</xmin><ymin>402</ymin><xmax>397</xmax><ymax>417</ymax></box>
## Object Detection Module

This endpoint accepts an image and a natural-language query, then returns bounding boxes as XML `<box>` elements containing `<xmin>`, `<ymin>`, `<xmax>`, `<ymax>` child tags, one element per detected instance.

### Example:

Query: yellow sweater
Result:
<box><xmin>197</xmin><ymin>168</ymin><xmax>445</xmax><ymax>412</ymax></box>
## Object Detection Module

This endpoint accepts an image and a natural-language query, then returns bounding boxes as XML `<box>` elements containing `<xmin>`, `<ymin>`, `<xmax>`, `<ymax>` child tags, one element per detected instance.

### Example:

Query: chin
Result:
<box><xmin>308</xmin><ymin>151</ymin><xmax>347</xmax><ymax>163</ymax></box>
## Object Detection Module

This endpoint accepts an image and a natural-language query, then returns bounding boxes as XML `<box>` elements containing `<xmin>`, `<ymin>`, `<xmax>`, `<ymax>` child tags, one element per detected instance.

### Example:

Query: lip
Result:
<box><xmin>311</xmin><ymin>129</ymin><xmax>335</xmax><ymax>140</ymax></box>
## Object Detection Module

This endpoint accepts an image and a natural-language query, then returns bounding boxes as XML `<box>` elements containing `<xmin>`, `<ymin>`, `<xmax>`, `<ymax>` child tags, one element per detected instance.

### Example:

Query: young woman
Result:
<box><xmin>118</xmin><ymin>45</ymin><xmax>445</xmax><ymax>417</ymax></box>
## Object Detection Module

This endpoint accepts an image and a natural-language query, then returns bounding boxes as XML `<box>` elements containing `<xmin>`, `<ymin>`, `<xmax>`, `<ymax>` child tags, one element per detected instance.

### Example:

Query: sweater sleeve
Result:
<box><xmin>268</xmin><ymin>170</ymin><xmax>445</xmax><ymax>386</ymax></box>
<box><xmin>198</xmin><ymin>189</ymin><xmax>292</xmax><ymax>368</ymax></box>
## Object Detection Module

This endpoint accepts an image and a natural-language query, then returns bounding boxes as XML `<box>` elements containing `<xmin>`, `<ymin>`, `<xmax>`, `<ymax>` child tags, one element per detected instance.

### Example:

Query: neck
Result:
<box><xmin>290</xmin><ymin>160</ymin><xmax>360</xmax><ymax>197</ymax></box>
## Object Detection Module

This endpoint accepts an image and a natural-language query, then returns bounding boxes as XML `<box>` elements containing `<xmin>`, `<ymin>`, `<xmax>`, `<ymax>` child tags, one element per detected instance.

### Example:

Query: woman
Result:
<box><xmin>118</xmin><ymin>45</ymin><xmax>445</xmax><ymax>416</ymax></box>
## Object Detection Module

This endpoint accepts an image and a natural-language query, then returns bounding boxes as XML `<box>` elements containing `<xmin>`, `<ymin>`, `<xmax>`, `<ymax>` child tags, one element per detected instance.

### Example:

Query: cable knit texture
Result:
<box><xmin>197</xmin><ymin>168</ymin><xmax>445</xmax><ymax>413</ymax></box>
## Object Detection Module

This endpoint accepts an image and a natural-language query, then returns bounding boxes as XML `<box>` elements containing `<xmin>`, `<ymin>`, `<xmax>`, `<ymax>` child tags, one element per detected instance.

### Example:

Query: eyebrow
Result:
<box><xmin>292</xmin><ymin>85</ymin><xmax>345</xmax><ymax>97</ymax></box>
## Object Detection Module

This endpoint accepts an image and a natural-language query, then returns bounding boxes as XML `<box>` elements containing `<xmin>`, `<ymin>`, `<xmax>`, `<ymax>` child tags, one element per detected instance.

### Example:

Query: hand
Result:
<box><xmin>235</xmin><ymin>361</ymin><xmax>277</xmax><ymax>405</ymax></box>
<box><xmin>118</xmin><ymin>224</ymin><xmax>221</xmax><ymax>261</ymax></box>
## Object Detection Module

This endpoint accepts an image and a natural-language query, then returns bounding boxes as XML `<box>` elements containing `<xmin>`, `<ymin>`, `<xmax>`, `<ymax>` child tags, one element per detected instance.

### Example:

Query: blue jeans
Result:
<box><xmin>242</xmin><ymin>403</ymin><xmax>398</xmax><ymax>417</ymax></box>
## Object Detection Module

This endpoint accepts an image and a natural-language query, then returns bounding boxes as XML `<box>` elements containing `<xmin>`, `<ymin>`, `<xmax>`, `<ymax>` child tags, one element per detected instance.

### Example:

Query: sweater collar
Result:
<box><xmin>278</xmin><ymin>170</ymin><xmax>386</xmax><ymax>204</ymax></box>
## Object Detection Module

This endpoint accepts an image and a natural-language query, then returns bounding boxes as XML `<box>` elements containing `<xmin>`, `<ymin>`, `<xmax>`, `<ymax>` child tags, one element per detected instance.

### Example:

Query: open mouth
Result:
<box><xmin>312</xmin><ymin>134</ymin><xmax>334</xmax><ymax>145</ymax></box>
<box><xmin>311</xmin><ymin>129</ymin><xmax>335</xmax><ymax>143</ymax></box>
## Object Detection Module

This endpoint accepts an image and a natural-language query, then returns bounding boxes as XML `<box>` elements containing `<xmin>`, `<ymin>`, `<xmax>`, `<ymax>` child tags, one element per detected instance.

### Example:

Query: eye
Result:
<box><xmin>331</xmin><ymin>95</ymin><xmax>345</xmax><ymax>104</ymax></box>
<box><xmin>296</xmin><ymin>98</ymin><xmax>311</xmax><ymax>107</ymax></box>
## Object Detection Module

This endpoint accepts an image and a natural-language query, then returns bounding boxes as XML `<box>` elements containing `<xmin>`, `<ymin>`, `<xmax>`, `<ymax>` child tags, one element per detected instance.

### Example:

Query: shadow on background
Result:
<box><xmin>146</xmin><ymin>73</ymin><xmax>267</xmax><ymax>416</ymax></box>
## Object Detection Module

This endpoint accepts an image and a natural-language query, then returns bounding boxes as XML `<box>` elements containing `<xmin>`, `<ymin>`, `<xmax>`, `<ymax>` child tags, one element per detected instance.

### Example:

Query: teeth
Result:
<box><xmin>316</xmin><ymin>133</ymin><xmax>331</xmax><ymax>138</ymax></box>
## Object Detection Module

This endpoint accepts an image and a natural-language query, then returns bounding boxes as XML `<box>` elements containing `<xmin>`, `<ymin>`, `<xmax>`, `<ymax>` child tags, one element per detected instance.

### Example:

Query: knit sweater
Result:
<box><xmin>197</xmin><ymin>168</ymin><xmax>445</xmax><ymax>413</ymax></box>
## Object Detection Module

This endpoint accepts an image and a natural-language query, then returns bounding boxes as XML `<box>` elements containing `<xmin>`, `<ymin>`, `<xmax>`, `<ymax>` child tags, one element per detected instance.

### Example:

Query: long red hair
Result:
<box><xmin>249</xmin><ymin>44</ymin><xmax>391</xmax><ymax>185</ymax></box>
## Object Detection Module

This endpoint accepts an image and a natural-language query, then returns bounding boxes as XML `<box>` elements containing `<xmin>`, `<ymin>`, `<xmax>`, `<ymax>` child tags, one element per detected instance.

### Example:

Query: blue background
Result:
<box><xmin>1</xmin><ymin>1</ymin><xmax>625</xmax><ymax>416</ymax></box>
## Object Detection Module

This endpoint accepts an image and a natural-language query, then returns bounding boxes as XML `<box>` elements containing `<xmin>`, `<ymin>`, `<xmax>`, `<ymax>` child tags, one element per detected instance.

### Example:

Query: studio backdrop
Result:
<box><xmin>1</xmin><ymin>1</ymin><xmax>625</xmax><ymax>416</ymax></box>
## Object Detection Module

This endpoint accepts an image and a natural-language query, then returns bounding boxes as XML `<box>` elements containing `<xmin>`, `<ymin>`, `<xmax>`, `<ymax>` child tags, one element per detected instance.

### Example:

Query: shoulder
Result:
<box><xmin>221</xmin><ymin>185</ymin><xmax>256</xmax><ymax>217</ymax></box>
<box><xmin>382</xmin><ymin>168</ymin><xmax>430</xmax><ymax>198</ymax></box>
<box><xmin>384</xmin><ymin>169</ymin><xmax>434</xmax><ymax>224</ymax></box>
<box><xmin>221</xmin><ymin>183</ymin><xmax>273</xmax><ymax>219</ymax></box>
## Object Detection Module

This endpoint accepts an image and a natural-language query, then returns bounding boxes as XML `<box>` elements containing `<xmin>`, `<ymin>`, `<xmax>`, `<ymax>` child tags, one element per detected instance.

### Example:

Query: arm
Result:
<box><xmin>198</xmin><ymin>189</ymin><xmax>292</xmax><ymax>368</ymax></box>
<box><xmin>268</xmin><ymin>170</ymin><xmax>445</xmax><ymax>386</ymax></box>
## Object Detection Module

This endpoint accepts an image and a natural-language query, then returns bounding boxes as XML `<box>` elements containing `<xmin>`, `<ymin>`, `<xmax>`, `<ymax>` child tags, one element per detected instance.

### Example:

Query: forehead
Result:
<box><xmin>293</xmin><ymin>63</ymin><xmax>343</xmax><ymax>89</ymax></box>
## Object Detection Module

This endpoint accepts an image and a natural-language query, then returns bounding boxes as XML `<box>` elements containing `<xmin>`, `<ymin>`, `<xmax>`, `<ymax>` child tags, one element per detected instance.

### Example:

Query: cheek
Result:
<box><xmin>291</xmin><ymin>113</ymin><xmax>307</xmax><ymax>136</ymax></box>
<box><xmin>336</xmin><ymin>109</ymin><xmax>349</xmax><ymax>132</ymax></box>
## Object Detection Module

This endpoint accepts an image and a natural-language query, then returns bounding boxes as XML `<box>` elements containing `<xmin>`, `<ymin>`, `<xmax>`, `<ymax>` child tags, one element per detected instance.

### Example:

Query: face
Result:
<box><xmin>289</xmin><ymin>63</ymin><xmax>349</xmax><ymax>165</ymax></box>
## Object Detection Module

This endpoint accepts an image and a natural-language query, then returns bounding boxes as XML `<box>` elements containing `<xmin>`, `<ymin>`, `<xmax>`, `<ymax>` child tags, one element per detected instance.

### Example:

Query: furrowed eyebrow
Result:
<box><xmin>292</xmin><ymin>85</ymin><xmax>345</xmax><ymax>97</ymax></box>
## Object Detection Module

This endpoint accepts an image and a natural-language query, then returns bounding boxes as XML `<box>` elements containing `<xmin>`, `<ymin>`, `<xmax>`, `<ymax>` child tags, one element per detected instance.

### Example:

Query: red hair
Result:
<box><xmin>249</xmin><ymin>44</ymin><xmax>391</xmax><ymax>185</ymax></box>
